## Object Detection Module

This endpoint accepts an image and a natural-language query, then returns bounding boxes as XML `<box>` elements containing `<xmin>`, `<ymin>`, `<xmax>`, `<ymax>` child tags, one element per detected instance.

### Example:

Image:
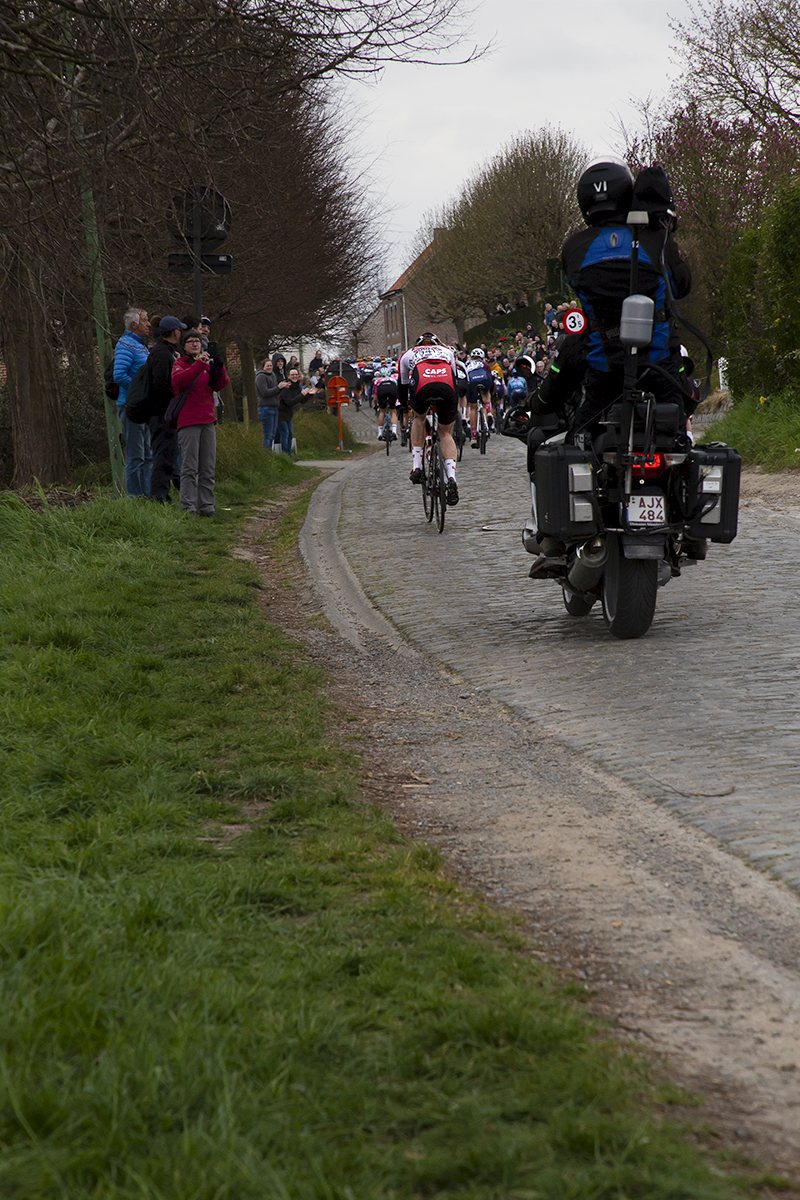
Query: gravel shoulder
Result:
<box><xmin>238</xmin><ymin>452</ymin><xmax>800</xmax><ymax>1187</ymax></box>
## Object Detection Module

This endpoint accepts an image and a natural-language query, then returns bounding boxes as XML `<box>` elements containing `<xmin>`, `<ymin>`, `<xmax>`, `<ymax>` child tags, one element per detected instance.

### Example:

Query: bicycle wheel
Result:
<box><xmin>453</xmin><ymin>414</ymin><xmax>465</xmax><ymax>463</ymax></box>
<box><xmin>435</xmin><ymin>445</ymin><xmax>447</xmax><ymax>532</ymax></box>
<box><xmin>479</xmin><ymin>408</ymin><xmax>488</xmax><ymax>454</ymax></box>
<box><xmin>384</xmin><ymin>417</ymin><xmax>391</xmax><ymax>454</ymax></box>
<box><xmin>422</xmin><ymin>441</ymin><xmax>434</xmax><ymax>522</ymax></box>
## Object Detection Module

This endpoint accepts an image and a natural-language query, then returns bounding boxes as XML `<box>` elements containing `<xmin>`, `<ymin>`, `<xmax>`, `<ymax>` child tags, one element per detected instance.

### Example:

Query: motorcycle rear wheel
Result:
<box><xmin>562</xmin><ymin>588</ymin><xmax>596</xmax><ymax>617</ymax></box>
<box><xmin>601</xmin><ymin>534</ymin><xmax>658</xmax><ymax>639</ymax></box>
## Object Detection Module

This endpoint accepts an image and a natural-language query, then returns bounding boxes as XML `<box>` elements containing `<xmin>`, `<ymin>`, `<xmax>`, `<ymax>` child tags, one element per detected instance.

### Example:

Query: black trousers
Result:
<box><xmin>148</xmin><ymin>414</ymin><xmax>179</xmax><ymax>502</ymax></box>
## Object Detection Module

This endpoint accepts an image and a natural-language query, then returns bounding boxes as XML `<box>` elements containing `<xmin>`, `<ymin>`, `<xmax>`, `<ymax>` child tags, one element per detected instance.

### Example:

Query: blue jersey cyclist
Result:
<box><xmin>464</xmin><ymin>347</ymin><xmax>495</xmax><ymax>448</ymax></box>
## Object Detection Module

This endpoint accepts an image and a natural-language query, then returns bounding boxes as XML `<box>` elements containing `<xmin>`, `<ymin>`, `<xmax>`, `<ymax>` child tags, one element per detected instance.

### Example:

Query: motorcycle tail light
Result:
<box><xmin>632</xmin><ymin>452</ymin><xmax>666</xmax><ymax>478</ymax></box>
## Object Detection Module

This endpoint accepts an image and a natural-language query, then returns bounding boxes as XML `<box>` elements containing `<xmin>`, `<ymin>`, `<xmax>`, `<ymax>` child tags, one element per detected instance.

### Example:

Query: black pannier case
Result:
<box><xmin>685</xmin><ymin>445</ymin><xmax>740</xmax><ymax>543</ymax></box>
<box><xmin>534</xmin><ymin>444</ymin><xmax>599</xmax><ymax>539</ymax></box>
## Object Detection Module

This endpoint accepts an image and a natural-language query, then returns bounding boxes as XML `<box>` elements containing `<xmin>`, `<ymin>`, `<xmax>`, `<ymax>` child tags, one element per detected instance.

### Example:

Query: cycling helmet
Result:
<box><xmin>415</xmin><ymin>332</ymin><xmax>441</xmax><ymax>346</ymax></box>
<box><xmin>577</xmin><ymin>157</ymin><xmax>634</xmax><ymax>226</ymax></box>
<box><xmin>470</xmin><ymin>347</ymin><xmax>485</xmax><ymax>360</ymax></box>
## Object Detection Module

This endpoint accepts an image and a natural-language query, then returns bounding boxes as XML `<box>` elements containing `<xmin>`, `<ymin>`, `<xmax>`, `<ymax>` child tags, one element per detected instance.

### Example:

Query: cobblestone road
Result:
<box><xmin>337</xmin><ymin>416</ymin><xmax>800</xmax><ymax>890</ymax></box>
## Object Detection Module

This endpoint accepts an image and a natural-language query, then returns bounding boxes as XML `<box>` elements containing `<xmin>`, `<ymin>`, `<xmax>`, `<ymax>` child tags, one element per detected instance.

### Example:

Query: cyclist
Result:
<box><xmin>375</xmin><ymin>366</ymin><xmax>399</xmax><ymax>441</ymax></box>
<box><xmin>395</xmin><ymin>366</ymin><xmax>411</xmax><ymax>446</ymax></box>
<box><xmin>360</xmin><ymin>358</ymin><xmax>376</xmax><ymax>410</ymax></box>
<box><xmin>398</xmin><ymin>333</ymin><xmax>460</xmax><ymax>505</ymax></box>
<box><xmin>465</xmin><ymin>347</ymin><xmax>495</xmax><ymax>448</ymax></box>
<box><xmin>506</xmin><ymin>366</ymin><xmax>529</xmax><ymax>410</ymax></box>
<box><xmin>455</xmin><ymin>358</ymin><xmax>469</xmax><ymax>438</ymax></box>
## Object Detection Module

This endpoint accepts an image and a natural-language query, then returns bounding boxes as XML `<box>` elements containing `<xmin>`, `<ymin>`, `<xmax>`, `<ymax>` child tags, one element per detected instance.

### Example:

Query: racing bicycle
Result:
<box><xmin>476</xmin><ymin>390</ymin><xmax>491</xmax><ymax>454</ymax></box>
<box><xmin>421</xmin><ymin>410</ymin><xmax>448</xmax><ymax>533</ymax></box>
<box><xmin>381</xmin><ymin>406</ymin><xmax>394</xmax><ymax>455</ymax></box>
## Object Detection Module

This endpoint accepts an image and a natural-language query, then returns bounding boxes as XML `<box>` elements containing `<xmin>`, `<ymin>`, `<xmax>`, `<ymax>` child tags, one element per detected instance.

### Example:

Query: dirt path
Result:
<box><xmin>238</xmin><ymin>464</ymin><xmax>800</xmax><ymax>1189</ymax></box>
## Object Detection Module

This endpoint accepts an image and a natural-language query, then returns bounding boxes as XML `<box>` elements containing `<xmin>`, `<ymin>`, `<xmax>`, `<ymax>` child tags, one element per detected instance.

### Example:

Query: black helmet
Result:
<box><xmin>577</xmin><ymin>158</ymin><xmax>633</xmax><ymax>226</ymax></box>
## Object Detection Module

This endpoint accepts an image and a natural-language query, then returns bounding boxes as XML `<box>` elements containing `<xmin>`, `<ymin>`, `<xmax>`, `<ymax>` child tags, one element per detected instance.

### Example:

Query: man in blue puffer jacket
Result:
<box><xmin>113</xmin><ymin>307</ymin><xmax>152</xmax><ymax>497</ymax></box>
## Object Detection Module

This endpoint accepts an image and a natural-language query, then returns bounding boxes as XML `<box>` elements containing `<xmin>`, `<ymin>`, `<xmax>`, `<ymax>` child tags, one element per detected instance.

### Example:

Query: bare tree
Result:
<box><xmin>671</xmin><ymin>0</ymin><xmax>800</xmax><ymax>130</ymax></box>
<box><xmin>0</xmin><ymin>0</ymin><xmax>481</xmax><ymax>485</ymax></box>
<box><xmin>622</xmin><ymin>96</ymin><xmax>800</xmax><ymax>348</ymax></box>
<box><xmin>411</xmin><ymin>128</ymin><xmax>584</xmax><ymax>332</ymax></box>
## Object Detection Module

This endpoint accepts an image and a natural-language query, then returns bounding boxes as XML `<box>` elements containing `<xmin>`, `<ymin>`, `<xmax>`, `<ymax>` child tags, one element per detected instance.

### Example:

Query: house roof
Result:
<box><xmin>379</xmin><ymin>240</ymin><xmax>437</xmax><ymax>299</ymax></box>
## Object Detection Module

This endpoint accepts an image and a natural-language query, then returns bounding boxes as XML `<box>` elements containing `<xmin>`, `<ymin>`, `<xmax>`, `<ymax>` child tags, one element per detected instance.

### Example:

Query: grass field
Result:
<box><xmin>0</xmin><ymin>430</ymin><xmax>768</xmax><ymax>1197</ymax></box>
<box><xmin>703</xmin><ymin>390</ymin><xmax>800</xmax><ymax>471</ymax></box>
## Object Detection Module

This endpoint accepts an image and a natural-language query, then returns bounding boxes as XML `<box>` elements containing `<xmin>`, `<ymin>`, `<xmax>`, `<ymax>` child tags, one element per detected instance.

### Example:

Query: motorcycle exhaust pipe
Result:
<box><xmin>566</xmin><ymin>538</ymin><xmax>607</xmax><ymax>594</ymax></box>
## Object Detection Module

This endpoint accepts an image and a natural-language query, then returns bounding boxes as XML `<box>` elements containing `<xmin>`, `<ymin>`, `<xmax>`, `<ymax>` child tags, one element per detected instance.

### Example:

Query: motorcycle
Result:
<box><xmin>503</xmin><ymin>294</ymin><xmax>741</xmax><ymax>640</ymax></box>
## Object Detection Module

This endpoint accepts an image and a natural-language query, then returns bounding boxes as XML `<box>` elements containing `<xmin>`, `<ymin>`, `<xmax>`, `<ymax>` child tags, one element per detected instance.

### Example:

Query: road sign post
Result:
<box><xmin>167</xmin><ymin>187</ymin><xmax>232</xmax><ymax>315</ymax></box>
<box><xmin>326</xmin><ymin>376</ymin><xmax>350</xmax><ymax>453</ymax></box>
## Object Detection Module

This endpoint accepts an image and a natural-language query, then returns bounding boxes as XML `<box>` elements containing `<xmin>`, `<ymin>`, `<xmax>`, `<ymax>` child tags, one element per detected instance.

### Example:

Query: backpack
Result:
<box><xmin>124</xmin><ymin>361</ymin><xmax>153</xmax><ymax>423</ymax></box>
<box><xmin>103</xmin><ymin>359</ymin><xmax>119</xmax><ymax>402</ymax></box>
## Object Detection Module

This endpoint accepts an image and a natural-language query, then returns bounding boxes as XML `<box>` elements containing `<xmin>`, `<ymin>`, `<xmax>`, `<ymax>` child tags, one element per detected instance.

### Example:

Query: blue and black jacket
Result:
<box><xmin>561</xmin><ymin>223</ymin><xmax>691</xmax><ymax>373</ymax></box>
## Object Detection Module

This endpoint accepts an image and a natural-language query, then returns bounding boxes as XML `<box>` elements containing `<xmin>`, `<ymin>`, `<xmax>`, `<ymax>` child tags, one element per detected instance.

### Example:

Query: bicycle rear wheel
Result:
<box><xmin>454</xmin><ymin>414</ymin><xmax>465</xmax><ymax>463</ymax></box>
<box><xmin>422</xmin><ymin>441</ymin><xmax>434</xmax><ymax>522</ymax></box>
<box><xmin>434</xmin><ymin>445</ymin><xmax>447</xmax><ymax>532</ymax></box>
<box><xmin>479</xmin><ymin>409</ymin><xmax>488</xmax><ymax>454</ymax></box>
<box><xmin>384</xmin><ymin>418</ymin><xmax>391</xmax><ymax>454</ymax></box>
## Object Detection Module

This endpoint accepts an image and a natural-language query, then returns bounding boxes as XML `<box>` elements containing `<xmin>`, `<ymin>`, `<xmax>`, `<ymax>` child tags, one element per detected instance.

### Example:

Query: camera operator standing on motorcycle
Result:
<box><xmin>537</xmin><ymin>159</ymin><xmax>694</xmax><ymax>433</ymax></box>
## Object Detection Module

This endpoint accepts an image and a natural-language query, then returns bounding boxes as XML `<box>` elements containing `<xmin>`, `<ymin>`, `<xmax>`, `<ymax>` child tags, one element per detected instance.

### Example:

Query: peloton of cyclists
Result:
<box><xmin>398</xmin><ymin>333</ymin><xmax>460</xmax><ymax>506</ymax></box>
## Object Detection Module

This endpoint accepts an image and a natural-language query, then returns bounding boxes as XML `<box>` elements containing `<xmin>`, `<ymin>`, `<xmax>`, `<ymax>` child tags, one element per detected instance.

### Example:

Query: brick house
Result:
<box><xmin>352</xmin><ymin>241</ymin><xmax>479</xmax><ymax>359</ymax></box>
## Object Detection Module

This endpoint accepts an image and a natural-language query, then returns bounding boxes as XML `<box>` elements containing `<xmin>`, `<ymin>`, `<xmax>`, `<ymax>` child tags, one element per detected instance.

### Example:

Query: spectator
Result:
<box><xmin>255</xmin><ymin>356</ymin><xmax>281</xmax><ymax>449</ymax></box>
<box><xmin>199</xmin><ymin>316</ymin><xmax>212</xmax><ymax>351</ymax></box>
<box><xmin>181</xmin><ymin>315</ymin><xmax>202</xmax><ymax>338</ymax></box>
<box><xmin>113</xmin><ymin>306</ymin><xmax>152</xmax><ymax>497</ymax></box>
<box><xmin>308</xmin><ymin>348</ymin><xmax>325</xmax><ymax>376</ymax></box>
<box><xmin>272</xmin><ymin>352</ymin><xmax>288</xmax><ymax>384</ymax></box>
<box><xmin>147</xmin><ymin>315</ymin><xmax>186</xmax><ymax>502</ymax></box>
<box><xmin>278</xmin><ymin>367</ymin><xmax>315</xmax><ymax>455</ymax></box>
<box><xmin>543</xmin><ymin>304</ymin><xmax>556</xmax><ymax>332</ymax></box>
<box><xmin>171</xmin><ymin>330</ymin><xmax>229</xmax><ymax>516</ymax></box>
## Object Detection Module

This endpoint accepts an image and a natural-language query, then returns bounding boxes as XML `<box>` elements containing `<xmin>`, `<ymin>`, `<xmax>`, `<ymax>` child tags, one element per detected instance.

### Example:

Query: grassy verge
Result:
<box><xmin>292</xmin><ymin>406</ymin><xmax>360</xmax><ymax>458</ymax></box>
<box><xmin>0</xmin><ymin>440</ymin><xmax>761</xmax><ymax>1198</ymax></box>
<box><xmin>703</xmin><ymin>390</ymin><xmax>800</xmax><ymax>471</ymax></box>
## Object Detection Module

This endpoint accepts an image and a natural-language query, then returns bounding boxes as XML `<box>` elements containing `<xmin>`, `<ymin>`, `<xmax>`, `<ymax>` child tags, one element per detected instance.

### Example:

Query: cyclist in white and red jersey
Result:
<box><xmin>398</xmin><ymin>332</ymin><xmax>460</xmax><ymax>505</ymax></box>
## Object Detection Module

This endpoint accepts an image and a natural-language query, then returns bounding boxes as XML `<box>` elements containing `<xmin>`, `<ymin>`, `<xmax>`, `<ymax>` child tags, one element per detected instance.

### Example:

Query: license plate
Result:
<box><xmin>627</xmin><ymin>494</ymin><xmax>665</xmax><ymax>525</ymax></box>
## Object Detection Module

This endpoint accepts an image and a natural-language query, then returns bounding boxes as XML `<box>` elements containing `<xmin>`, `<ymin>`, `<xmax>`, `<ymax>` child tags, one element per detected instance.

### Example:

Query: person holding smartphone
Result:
<box><xmin>171</xmin><ymin>330</ymin><xmax>229</xmax><ymax>516</ymax></box>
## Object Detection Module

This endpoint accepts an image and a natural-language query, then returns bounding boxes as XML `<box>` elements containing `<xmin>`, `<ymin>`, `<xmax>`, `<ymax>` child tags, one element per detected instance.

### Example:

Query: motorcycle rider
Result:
<box><xmin>536</xmin><ymin>159</ymin><xmax>694</xmax><ymax>434</ymax></box>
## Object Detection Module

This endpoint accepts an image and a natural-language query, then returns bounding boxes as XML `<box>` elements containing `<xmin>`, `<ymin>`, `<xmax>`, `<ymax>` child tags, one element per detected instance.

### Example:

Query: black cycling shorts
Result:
<box><xmin>375</xmin><ymin>381</ymin><xmax>398</xmax><ymax>407</ymax></box>
<box><xmin>410</xmin><ymin>382</ymin><xmax>458</xmax><ymax>425</ymax></box>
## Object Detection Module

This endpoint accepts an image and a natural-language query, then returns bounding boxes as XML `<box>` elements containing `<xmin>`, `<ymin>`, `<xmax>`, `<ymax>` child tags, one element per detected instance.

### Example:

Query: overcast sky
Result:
<box><xmin>340</xmin><ymin>0</ymin><xmax>695</xmax><ymax>290</ymax></box>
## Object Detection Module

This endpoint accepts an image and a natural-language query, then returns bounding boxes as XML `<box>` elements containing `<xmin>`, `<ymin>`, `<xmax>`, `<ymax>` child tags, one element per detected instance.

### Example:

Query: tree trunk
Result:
<box><xmin>239</xmin><ymin>340</ymin><xmax>258</xmax><ymax>425</ymax></box>
<box><xmin>0</xmin><ymin>255</ymin><xmax>72</xmax><ymax>488</ymax></box>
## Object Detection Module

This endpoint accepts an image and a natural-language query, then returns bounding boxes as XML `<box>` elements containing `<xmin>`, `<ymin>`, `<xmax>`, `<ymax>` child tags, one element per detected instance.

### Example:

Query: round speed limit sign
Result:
<box><xmin>563</xmin><ymin>308</ymin><xmax>587</xmax><ymax>335</ymax></box>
